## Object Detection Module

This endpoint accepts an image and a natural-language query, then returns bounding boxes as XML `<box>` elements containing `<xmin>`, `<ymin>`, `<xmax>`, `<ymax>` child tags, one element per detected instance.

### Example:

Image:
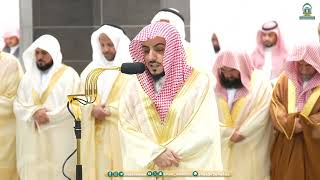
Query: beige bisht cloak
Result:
<box><xmin>0</xmin><ymin>51</ymin><xmax>23</xmax><ymax>180</ymax></box>
<box><xmin>119</xmin><ymin>71</ymin><xmax>224</xmax><ymax>180</ymax></box>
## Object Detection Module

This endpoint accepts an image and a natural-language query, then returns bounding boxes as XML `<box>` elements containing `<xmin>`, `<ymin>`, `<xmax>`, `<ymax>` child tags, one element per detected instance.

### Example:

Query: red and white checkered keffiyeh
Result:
<box><xmin>285</xmin><ymin>43</ymin><xmax>320</xmax><ymax>111</ymax></box>
<box><xmin>213</xmin><ymin>50</ymin><xmax>254</xmax><ymax>102</ymax></box>
<box><xmin>129</xmin><ymin>22</ymin><xmax>193</xmax><ymax>121</ymax></box>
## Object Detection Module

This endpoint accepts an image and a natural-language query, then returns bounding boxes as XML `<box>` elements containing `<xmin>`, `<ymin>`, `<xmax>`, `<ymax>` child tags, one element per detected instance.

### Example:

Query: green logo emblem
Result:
<box><xmin>299</xmin><ymin>3</ymin><xmax>315</xmax><ymax>20</ymax></box>
<box><xmin>192</xmin><ymin>171</ymin><xmax>199</xmax><ymax>176</ymax></box>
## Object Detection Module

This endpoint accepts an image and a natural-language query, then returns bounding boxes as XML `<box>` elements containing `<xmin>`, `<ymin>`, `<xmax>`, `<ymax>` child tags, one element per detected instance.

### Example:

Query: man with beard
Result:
<box><xmin>213</xmin><ymin>50</ymin><xmax>273</xmax><ymax>180</ymax></box>
<box><xmin>270</xmin><ymin>43</ymin><xmax>320</xmax><ymax>180</ymax></box>
<box><xmin>118</xmin><ymin>22</ymin><xmax>223</xmax><ymax>180</ymax></box>
<box><xmin>14</xmin><ymin>35</ymin><xmax>80</xmax><ymax>180</ymax></box>
<box><xmin>251</xmin><ymin>21</ymin><xmax>288</xmax><ymax>83</ymax></box>
<box><xmin>2</xmin><ymin>28</ymin><xmax>20</xmax><ymax>58</ymax></box>
<box><xmin>80</xmin><ymin>24</ymin><xmax>132</xmax><ymax>180</ymax></box>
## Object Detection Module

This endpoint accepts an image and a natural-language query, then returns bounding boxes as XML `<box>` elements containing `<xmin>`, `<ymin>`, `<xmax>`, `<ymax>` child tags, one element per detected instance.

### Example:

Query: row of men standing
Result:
<box><xmin>1</xmin><ymin>8</ymin><xmax>320</xmax><ymax>180</ymax></box>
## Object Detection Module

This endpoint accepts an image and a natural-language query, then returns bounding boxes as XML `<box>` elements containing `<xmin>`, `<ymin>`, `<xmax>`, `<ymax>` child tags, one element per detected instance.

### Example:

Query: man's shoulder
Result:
<box><xmin>252</xmin><ymin>69</ymin><xmax>277</xmax><ymax>82</ymax></box>
<box><xmin>252</xmin><ymin>69</ymin><xmax>266</xmax><ymax>79</ymax></box>
<box><xmin>1</xmin><ymin>51</ymin><xmax>18</xmax><ymax>61</ymax></box>
<box><xmin>181</xmin><ymin>70</ymin><xmax>214</xmax><ymax>97</ymax></box>
<box><xmin>120</xmin><ymin>76</ymin><xmax>141</xmax><ymax>105</ymax></box>
<box><xmin>251</xmin><ymin>70</ymin><xmax>289</xmax><ymax>91</ymax></box>
<box><xmin>0</xmin><ymin>51</ymin><xmax>21</xmax><ymax>69</ymax></box>
<box><xmin>250</xmin><ymin>70</ymin><xmax>272</xmax><ymax>89</ymax></box>
<box><xmin>277</xmin><ymin>72</ymin><xmax>288</xmax><ymax>80</ymax></box>
<box><xmin>274</xmin><ymin>72</ymin><xmax>289</xmax><ymax>86</ymax></box>
<box><xmin>2</xmin><ymin>46</ymin><xmax>10</xmax><ymax>53</ymax></box>
<box><xmin>124</xmin><ymin>75</ymin><xmax>140</xmax><ymax>88</ymax></box>
<box><xmin>61</xmin><ymin>64</ymin><xmax>79</xmax><ymax>76</ymax></box>
<box><xmin>189</xmin><ymin>70</ymin><xmax>213</xmax><ymax>88</ymax></box>
<box><xmin>79</xmin><ymin>62</ymin><xmax>95</xmax><ymax>80</ymax></box>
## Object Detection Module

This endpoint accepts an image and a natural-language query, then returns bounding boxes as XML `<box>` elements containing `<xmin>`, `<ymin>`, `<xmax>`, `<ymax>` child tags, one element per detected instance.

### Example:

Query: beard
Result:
<box><xmin>147</xmin><ymin>60</ymin><xmax>164</xmax><ymax>77</ymax></box>
<box><xmin>263</xmin><ymin>41</ymin><xmax>276</xmax><ymax>48</ymax></box>
<box><xmin>103</xmin><ymin>54</ymin><xmax>115</xmax><ymax>61</ymax></box>
<box><xmin>36</xmin><ymin>59</ymin><xmax>54</xmax><ymax>71</ymax></box>
<box><xmin>220</xmin><ymin>74</ymin><xmax>243</xmax><ymax>89</ymax></box>
<box><xmin>213</xmin><ymin>45</ymin><xmax>221</xmax><ymax>53</ymax></box>
<box><xmin>301</xmin><ymin>74</ymin><xmax>315</xmax><ymax>82</ymax></box>
<box><xmin>151</xmin><ymin>71</ymin><xmax>165</xmax><ymax>82</ymax></box>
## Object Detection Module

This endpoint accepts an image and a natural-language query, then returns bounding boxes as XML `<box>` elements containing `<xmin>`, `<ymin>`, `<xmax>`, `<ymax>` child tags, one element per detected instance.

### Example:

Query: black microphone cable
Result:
<box><xmin>62</xmin><ymin>149</ymin><xmax>77</xmax><ymax>180</ymax></box>
<box><xmin>62</xmin><ymin>100</ymin><xmax>86</xmax><ymax>179</ymax></box>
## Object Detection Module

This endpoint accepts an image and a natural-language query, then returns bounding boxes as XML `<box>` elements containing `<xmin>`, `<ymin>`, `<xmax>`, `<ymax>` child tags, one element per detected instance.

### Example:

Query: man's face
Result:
<box><xmin>4</xmin><ymin>36</ymin><xmax>19</xmax><ymax>47</ymax></box>
<box><xmin>142</xmin><ymin>36</ymin><xmax>165</xmax><ymax>77</ymax></box>
<box><xmin>298</xmin><ymin>60</ymin><xmax>317</xmax><ymax>79</ymax></box>
<box><xmin>219</xmin><ymin>66</ymin><xmax>243</xmax><ymax>89</ymax></box>
<box><xmin>211</xmin><ymin>33</ymin><xmax>220</xmax><ymax>53</ymax></box>
<box><xmin>35</xmin><ymin>48</ymin><xmax>54</xmax><ymax>71</ymax></box>
<box><xmin>99</xmin><ymin>33</ymin><xmax>116</xmax><ymax>61</ymax></box>
<box><xmin>261</xmin><ymin>32</ymin><xmax>277</xmax><ymax>48</ymax></box>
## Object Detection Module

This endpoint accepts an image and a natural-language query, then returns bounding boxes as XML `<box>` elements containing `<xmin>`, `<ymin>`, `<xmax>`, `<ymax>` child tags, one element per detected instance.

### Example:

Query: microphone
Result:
<box><xmin>120</xmin><ymin>62</ymin><xmax>145</xmax><ymax>74</ymax></box>
<box><xmin>65</xmin><ymin>61</ymin><xmax>145</xmax><ymax>180</ymax></box>
<box><xmin>72</xmin><ymin>62</ymin><xmax>145</xmax><ymax>104</ymax></box>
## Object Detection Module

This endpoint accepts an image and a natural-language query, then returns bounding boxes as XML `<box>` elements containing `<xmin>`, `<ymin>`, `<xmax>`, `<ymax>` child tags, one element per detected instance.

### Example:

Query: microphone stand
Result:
<box><xmin>67</xmin><ymin>96</ymin><xmax>86</xmax><ymax>180</ymax></box>
<box><xmin>65</xmin><ymin>63</ymin><xmax>144</xmax><ymax>180</ymax></box>
<box><xmin>66</xmin><ymin>67</ymin><xmax>120</xmax><ymax>180</ymax></box>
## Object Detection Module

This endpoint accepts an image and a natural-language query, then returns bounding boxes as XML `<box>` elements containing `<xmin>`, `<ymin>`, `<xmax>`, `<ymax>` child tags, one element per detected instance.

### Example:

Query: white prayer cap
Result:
<box><xmin>151</xmin><ymin>8</ymin><xmax>186</xmax><ymax>40</ymax></box>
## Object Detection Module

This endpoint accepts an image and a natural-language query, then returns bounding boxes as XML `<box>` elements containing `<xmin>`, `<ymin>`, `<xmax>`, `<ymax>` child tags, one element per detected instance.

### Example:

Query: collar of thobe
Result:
<box><xmin>264</xmin><ymin>47</ymin><xmax>273</xmax><ymax>52</ymax></box>
<box><xmin>227</xmin><ymin>88</ymin><xmax>237</xmax><ymax>109</ymax></box>
<box><xmin>9</xmin><ymin>45</ymin><xmax>19</xmax><ymax>54</ymax></box>
<box><xmin>263</xmin><ymin>47</ymin><xmax>273</xmax><ymax>78</ymax></box>
<box><xmin>154</xmin><ymin>76</ymin><xmax>165</xmax><ymax>94</ymax></box>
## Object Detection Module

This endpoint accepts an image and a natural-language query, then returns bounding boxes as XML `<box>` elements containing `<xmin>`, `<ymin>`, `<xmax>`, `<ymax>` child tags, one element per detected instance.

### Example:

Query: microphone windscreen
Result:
<box><xmin>120</xmin><ymin>62</ymin><xmax>145</xmax><ymax>74</ymax></box>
